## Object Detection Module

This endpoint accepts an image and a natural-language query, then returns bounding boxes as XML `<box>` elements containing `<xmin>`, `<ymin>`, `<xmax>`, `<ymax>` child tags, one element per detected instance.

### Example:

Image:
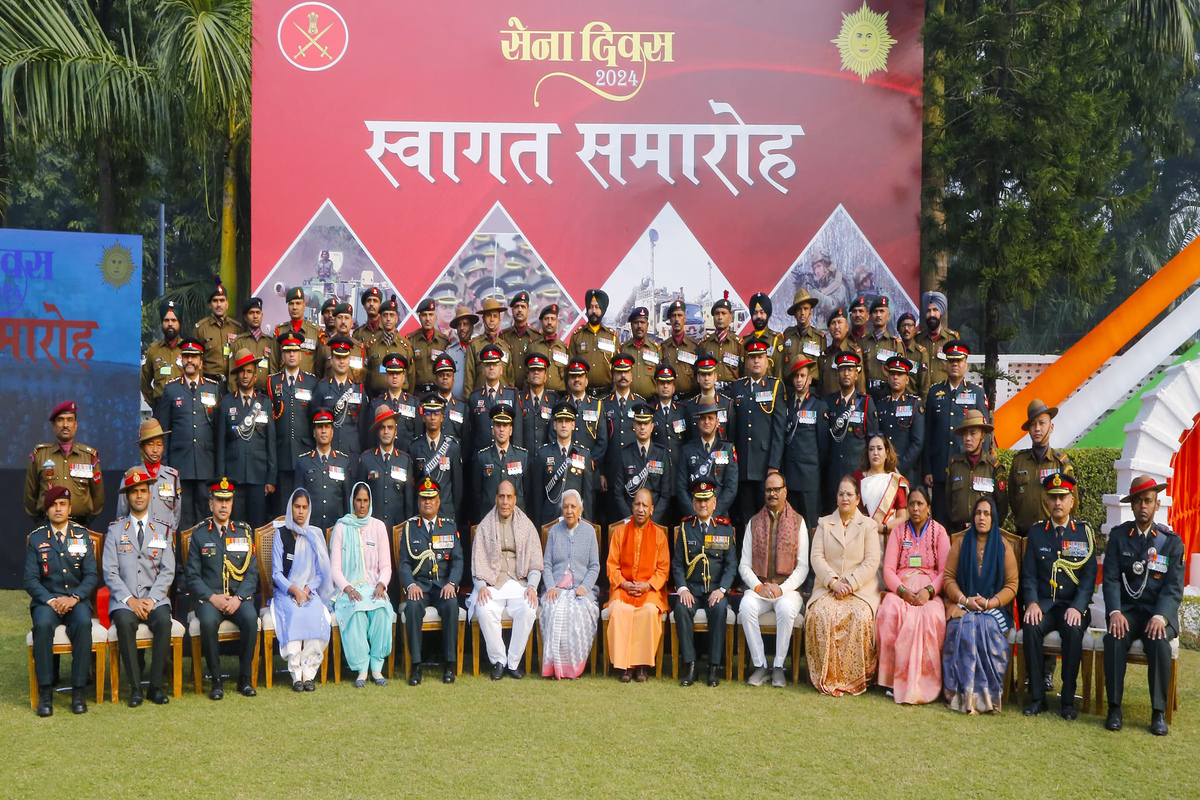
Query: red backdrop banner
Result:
<box><xmin>251</xmin><ymin>0</ymin><xmax>924</xmax><ymax>340</ymax></box>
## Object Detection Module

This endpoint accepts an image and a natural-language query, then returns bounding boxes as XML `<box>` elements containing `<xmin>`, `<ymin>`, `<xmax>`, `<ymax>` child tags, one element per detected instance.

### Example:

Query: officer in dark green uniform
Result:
<box><xmin>730</xmin><ymin>338</ymin><xmax>786</xmax><ymax>526</ymax></box>
<box><xmin>193</xmin><ymin>277</ymin><xmax>242</xmax><ymax>384</ymax></box>
<box><xmin>411</xmin><ymin>395</ymin><xmax>465</xmax><ymax>525</ymax></box>
<box><xmin>185</xmin><ymin>477</ymin><xmax>258</xmax><ymax>700</ymax></box>
<box><xmin>296</xmin><ymin>409</ymin><xmax>352</xmax><ymax>531</ymax></box>
<box><xmin>399</xmin><ymin>478</ymin><xmax>463</xmax><ymax>685</ymax></box>
<box><xmin>612</xmin><ymin>402</ymin><xmax>673</xmax><ymax>525</ymax></box>
<box><xmin>923</xmin><ymin>340</ymin><xmax>989</xmax><ymax>526</ymax></box>
<box><xmin>24</xmin><ymin>486</ymin><xmax>97</xmax><ymax>716</ymax></box>
<box><xmin>563</xmin><ymin>358</ymin><xmax>609</xmax><ymax>470</ymax></box>
<box><xmin>518</xmin><ymin>352</ymin><xmax>559</xmax><ymax>454</ymax></box>
<box><xmin>268</xmin><ymin>330</ymin><xmax>316</xmax><ymax>508</ymax></box>
<box><xmin>216</xmin><ymin>349</ymin><xmax>277</xmax><ymax>528</ymax></box>
<box><xmin>311</xmin><ymin>336</ymin><xmax>369</xmax><ymax>461</ymax></box>
<box><xmin>875</xmin><ymin>355</ymin><xmax>925</xmax><ymax>488</ymax></box>
<box><xmin>431</xmin><ymin>355</ymin><xmax>467</xmax><ymax>443</ymax></box>
<box><xmin>1020</xmin><ymin>472</ymin><xmax>1096</xmax><ymax>720</ymax></box>
<box><xmin>1008</xmin><ymin>399</ymin><xmax>1075</xmax><ymax>535</ymax></box>
<box><xmin>465</xmin><ymin>344</ymin><xmax>523</xmax><ymax>457</ymax></box>
<box><xmin>676</xmin><ymin>402</ymin><xmax>739</xmax><ymax>520</ymax></box>
<box><xmin>781</xmin><ymin>357</ymin><xmax>829</xmax><ymax>529</ymax></box>
<box><xmin>156</xmin><ymin>338</ymin><xmax>219</xmax><ymax>529</ymax></box>
<box><xmin>825</xmin><ymin>351</ymin><xmax>877</xmax><ymax>510</ymax></box>
<box><xmin>780</xmin><ymin>288</ymin><xmax>827</xmax><ymax>393</ymax></box>
<box><xmin>683</xmin><ymin>353</ymin><xmax>733</xmax><ymax>442</ymax></box>
<box><xmin>531</xmin><ymin>402</ymin><xmax>594</xmax><ymax>525</ymax></box>
<box><xmin>1103</xmin><ymin>475</ymin><xmax>1185</xmax><ymax>736</ymax></box>
<box><xmin>357</xmin><ymin>406</ymin><xmax>415</xmax><ymax>531</ymax></box>
<box><xmin>369</xmin><ymin>353</ymin><xmax>420</xmax><ymax>447</ymax></box>
<box><xmin>472</xmin><ymin>404</ymin><xmax>529</xmax><ymax>523</ymax></box>
<box><xmin>270</xmin><ymin>287</ymin><xmax>325</xmax><ymax>376</ymax></box>
<box><xmin>945</xmin><ymin>410</ymin><xmax>1006</xmax><ymax>531</ymax></box>
<box><xmin>651</xmin><ymin>365</ymin><xmax>688</xmax><ymax>473</ymax></box>
<box><xmin>672</xmin><ymin>479</ymin><xmax>737</xmax><ymax>687</ymax></box>
<box><xmin>24</xmin><ymin>400</ymin><xmax>105</xmax><ymax>526</ymax></box>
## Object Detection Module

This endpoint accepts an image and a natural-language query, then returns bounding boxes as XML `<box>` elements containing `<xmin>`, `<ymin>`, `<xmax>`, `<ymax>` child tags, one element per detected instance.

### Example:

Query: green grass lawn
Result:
<box><xmin>0</xmin><ymin>588</ymin><xmax>1192</xmax><ymax>798</ymax></box>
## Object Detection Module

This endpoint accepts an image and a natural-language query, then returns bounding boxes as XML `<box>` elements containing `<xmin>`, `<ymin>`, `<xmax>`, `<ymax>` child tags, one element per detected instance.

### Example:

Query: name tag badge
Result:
<box><xmin>598</xmin><ymin>338</ymin><xmax>616</xmax><ymax>354</ymax></box>
<box><xmin>222</xmin><ymin>345</ymin><xmax>231</xmax><ymax>357</ymax></box>
<box><xmin>255</xmin><ymin>411</ymin><xmax>269</xmax><ymax>424</ymax></box>
<box><xmin>201</xmin><ymin>392</ymin><xmax>217</xmax><ymax>406</ymax></box>
<box><xmin>972</xmin><ymin>476</ymin><xmax>995</xmax><ymax>493</ymax></box>
<box><xmin>67</xmin><ymin>542</ymin><xmax>87</xmax><ymax>556</ymax></box>
<box><xmin>295</xmin><ymin>388</ymin><xmax>312</xmax><ymax>402</ymax></box>
<box><xmin>449</xmin><ymin>410</ymin><xmax>464</xmax><ymax>424</ymax></box>
<box><xmin>570</xmin><ymin>454</ymin><xmax>586</xmax><ymax>469</ymax></box>
<box><xmin>849</xmin><ymin>411</ymin><xmax>863</xmax><ymax>423</ymax></box>
<box><xmin>506</xmin><ymin>461</ymin><xmax>523</xmax><ymax>475</ymax></box>
<box><xmin>226</xmin><ymin>538</ymin><xmax>249</xmax><ymax>553</ymax></box>
<box><xmin>349</xmin><ymin>356</ymin><xmax>363</xmax><ymax>370</ymax></box>
<box><xmin>717</xmin><ymin>410</ymin><xmax>727</xmax><ymax>424</ymax></box>
<box><xmin>672</xmin><ymin>419</ymin><xmax>687</xmax><ymax>433</ymax></box>
<box><xmin>552</xmin><ymin>350</ymin><xmax>569</xmax><ymax>365</ymax></box>
<box><xmin>390</xmin><ymin>466</ymin><xmax>408</xmax><ymax>482</ymax></box>
<box><xmin>722</xmin><ymin>352</ymin><xmax>740</xmax><ymax>368</ymax></box>
<box><xmin>678</xmin><ymin>350</ymin><xmax>697</xmax><ymax>365</ymax></box>
<box><xmin>901</xmin><ymin>539</ymin><xmax>914</xmax><ymax>548</ymax></box>
<box><xmin>348</xmin><ymin>393</ymin><xmax>362</xmax><ymax>405</ymax></box>
<box><xmin>328</xmin><ymin>465</ymin><xmax>345</xmax><ymax>481</ymax></box>
<box><xmin>798</xmin><ymin>410</ymin><xmax>816</xmax><ymax>425</ymax></box>
<box><xmin>755</xmin><ymin>391</ymin><xmax>772</xmax><ymax>403</ymax></box>
<box><xmin>956</xmin><ymin>392</ymin><xmax>977</xmax><ymax>405</ymax></box>
<box><xmin>704</xmin><ymin>534</ymin><xmax>730</xmax><ymax>550</ymax></box>
<box><xmin>158</xmin><ymin>483</ymin><xmax>175</xmax><ymax>498</ymax></box>
<box><xmin>802</xmin><ymin>340</ymin><xmax>821</xmax><ymax>357</ymax></box>
<box><xmin>908</xmin><ymin>555</ymin><xmax>923</xmax><ymax>568</ymax></box>
<box><xmin>540</xmin><ymin>406</ymin><xmax>551</xmax><ymax>420</ymax></box>
<box><xmin>70</xmin><ymin>463</ymin><xmax>94</xmax><ymax>479</ymax></box>
<box><xmin>897</xmin><ymin>405</ymin><xmax>913</xmax><ymax>418</ymax></box>
<box><xmin>399</xmin><ymin>404</ymin><xmax>416</xmax><ymax>418</ymax></box>
<box><xmin>644</xmin><ymin>351</ymin><xmax>660</xmax><ymax>364</ymax></box>
<box><xmin>258</xmin><ymin>358</ymin><xmax>268</xmax><ymax>369</ymax></box>
<box><xmin>432</xmin><ymin>534</ymin><xmax>453</xmax><ymax>550</ymax></box>
<box><xmin>937</xmin><ymin>351</ymin><xmax>947</xmax><ymax>360</ymax></box>
<box><xmin>159</xmin><ymin>365</ymin><xmax>173</xmax><ymax>375</ymax></box>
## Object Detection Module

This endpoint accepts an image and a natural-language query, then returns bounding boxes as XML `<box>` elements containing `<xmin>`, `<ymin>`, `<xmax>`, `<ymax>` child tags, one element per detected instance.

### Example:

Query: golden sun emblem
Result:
<box><xmin>98</xmin><ymin>241</ymin><xmax>135</xmax><ymax>290</ymax></box>
<box><xmin>831</xmin><ymin>3</ymin><xmax>897</xmax><ymax>83</ymax></box>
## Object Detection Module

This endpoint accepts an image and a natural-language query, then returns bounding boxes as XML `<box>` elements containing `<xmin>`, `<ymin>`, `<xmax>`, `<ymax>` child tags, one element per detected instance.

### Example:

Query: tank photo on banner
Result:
<box><xmin>251</xmin><ymin>0</ymin><xmax>924</xmax><ymax>339</ymax></box>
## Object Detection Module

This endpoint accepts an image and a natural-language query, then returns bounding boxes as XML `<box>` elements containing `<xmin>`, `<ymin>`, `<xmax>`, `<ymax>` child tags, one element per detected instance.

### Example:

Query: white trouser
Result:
<box><xmin>739</xmin><ymin>590</ymin><xmax>802</xmax><ymax>669</ymax></box>
<box><xmin>476</xmin><ymin>579</ymin><xmax>537</xmax><ymax>669</ymax></box>
<box><xmin>281</xmin><ymin>638</ymin><xmax>327</xmax><ymax>682</ymax></box>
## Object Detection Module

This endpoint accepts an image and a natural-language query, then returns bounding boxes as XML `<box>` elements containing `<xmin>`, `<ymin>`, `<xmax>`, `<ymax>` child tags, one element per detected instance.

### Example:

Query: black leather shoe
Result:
<box><xmin>36</xmin><ymin>687</ymin><xmax>52</xmax><ymax>718</ymax></box>
<box><xmin>70</xmin><ymin>688</ymin><xmax>87</xmax><ymax>714</ymax></box>
<box><xmin>491</xmin><ymin>663</ymin><xmax>506</xmax><ymax>681</ymax></box>
<box><xmin>147</xmin><ymin>687</ymin><xmax>169</xmax><ymax>705</ymax></box>
<box><xmin>292</xmin><ymin>681</ymin><xmax>305</xmax><ymax>692</ymax></box>
<box><xmin>209</xmin><ymin>680</ymin><xmax>224</xmax><ymax>700</ymax></box>
<box><xmin>706</xmin><ymin>666</ymin><xmax>720</xmax><ymax>687</ymax></box>
<box><xmin>1150</xmin><ymin>711</ymin><xmax>1169</xmax><ymax>736</ymax></box>
<box><xmin>442</xmin><ymin>665</ymin><xmax>455</xmax><ymax>684</ymax></box>
<box><xmin>1060</xmin><ymin>704</ymin><xmax>1078</xmax><ymax>721</ymax></box>
<box><xmin>620</xmin><ymin>668</ymin><xmax>634</xmax><ymax>683</ymax></box>
<box><xmin>680</xmin><ymin>662</ymin><xmax>696</xmax><ymax>687</ymax></box>
<box><xmin>303</xmin><ymin>680</ymin><xmax>315</xmax><ymax>692</ymax></box>
<box><xmin>127</xmin><ymin>688</ymin><xmax>143</xmax><ymax>708</ymax></box>
<box><xmin>505</xmin><ymin>665</ymin><xmax>525</xmax><ymax>680</ymax></box>
<box><xmin>408</xmin><ymin>666</ymin><xmax>422</xmax><ymax>686</ymax></box>
<box><xmin>1023</xmin><ymin>699</ymin><xmax>1047</xmax><ymax>716</ymax></box>
<box><xmin>1105</xmin><ymin>706</ymin><xmax>1123</xmax><ymax>731</ymax></box>
<box><xmin>238</xmin><ymin>680</ymin><xmax>257</xmax><ymax>697</ymax></box>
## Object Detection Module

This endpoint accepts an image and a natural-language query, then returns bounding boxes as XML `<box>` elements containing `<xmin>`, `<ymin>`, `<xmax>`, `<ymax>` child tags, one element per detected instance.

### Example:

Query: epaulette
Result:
<box><xmin>30</xmin><ymin>524</ymin><xmax>51</xmax><ymax>537</ymax></box>
<box><xmin>510</xmin><ymin>444</ymin><xmax>527</xmax><ymax>454</ymax></box>
<box><xmin>166</xmin><ymin>376</ymin><xmax>185</xmax><ymax>385</ymax></box>
<box><xmin>1056</xmin><ymin>451</ymin><xmax>1070</xmax><ymax>464</ymax></box>
<box><xmin>75</xmin><ymin>443</ymin><xmax>96</xmax><ymax>455</ymax></box>
<box><xmin>714</xmin><ymin>517</ymin><xmax>731</xmax><ymax>526</ymax></box>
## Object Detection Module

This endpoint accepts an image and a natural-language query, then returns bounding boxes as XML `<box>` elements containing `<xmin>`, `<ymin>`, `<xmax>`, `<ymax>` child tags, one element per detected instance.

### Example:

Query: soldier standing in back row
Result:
<box><xmin>858</xmin><ymin>297</ymin><xmax>903</xmax><ymax>401</ymax></box>
<box><xmin>116</xmin><ymin>419</ymin><xmax>182</xmax><ymax>535</ymax></box>
<box><xmin>268</xmin><ymin>330</ymin><xmax>316</xmax><ymax>507</ymax></box>
<box><xmin>216</xmin><ymin>349</ymin><xmax>277</xmax><ymax>528</ymax></box>
<box><xmin>569</xmin><ymin>289</ymin><xmax>619</xmax><ymax>396</ymax></box>
<box><xmin>700</xmin><ymin>294</ymin><xmax>743</xmax><ymax>391</ymax></box>
<box><xmin>142</xmin><ymin>299</ymin><xmax>184</xmax><ymax>405</ymax></box>
<box><xmin>24</xmin><ymin>401</ymin><xmax>104</xmax><ymax>526</ymax></box>
<box><xmin>525</xmin><ymin>303</ymin><xmax>570</xmax><ymax>394</ymax></box>
<box><xmin>661</xmin><ymin>299</ymin><xmax>700</xmax><ymax>398</ymax></box>
<box><xmin>465</xmin><ymin>298</ymin><xmax>514</xmax><ymax>393</ymax></box>
<box><xmin>270</xmin><ymin>287</ymin><xmax>325</xmax><ymax>377</ymax></box>
<box><xmin>923</xmin><ymin>340</ymin><xmax>989</xmax><ymax>526</ymax></box>
<box><xmin>896</xmin><ymin>312</ymin><xmax>930</xmax><ymax>398</ymax></box>
<box><xmin>364</xmin><ymin>296</ymin><xmax>415</xmax><ymax>397</ymax></box>
<box><xmin>625</xmin><ymin>307</ymin><xmax>663</xmax><ymax>399</ymax></box>
<box><xmin>945</xmin><ymin>410</ymin><xmax>1006</xmax><ymax>532</ymax></box>
<box><xmin>193</xmin><ymin>277</ymin><xmax>242</xmax><ymax>384</ymax></box>
<box><xmin>875</xmin><ymin>355</ymin><xmax>925</xmax><ymax>489</ymax></box>
<box><xmin>914</xmin><ymin>291</ymin><xmax>960</xmax><ymax>388</ymax></box>
<box><xmin>741</xmin><ymin>293</ymin><xmax>784</xmax><ymax>381</ymax></box>
<box><xmin>730</xmin><ymin>339</ymin><xmax>786</xmax><ymax>526</ymax></box>
<box><xmin>155</xmin><ymin>338</ymin><xmax>219</xmax><ymax>529</ymax></box>
<box><xmin>353</xmin><ymin>286</ymin><xmax>385</xmax><ymax>347</ymax></box>
<box><xmin>780</xmin><ymin>288</ymin><xmax>827</xmax><ymax>393</ymax></box>
<box><xmin>501</xmin><ymin>290</ymin><xmax>539</xmax><ymax>390</ymax></box>
<box><xmin>1009</xmin><ymin>399</ymin><xmax>1075</xmax><ymax>535</ymax></box>
<box><xmin>225</xmin><ymin>297</ymin><xmax>272</xmax><ymax>392</ymax></box>
<box><xmin>406</xmin><ymin>298</ymin><xmax>452</xmax><ymax>395</ymax></box>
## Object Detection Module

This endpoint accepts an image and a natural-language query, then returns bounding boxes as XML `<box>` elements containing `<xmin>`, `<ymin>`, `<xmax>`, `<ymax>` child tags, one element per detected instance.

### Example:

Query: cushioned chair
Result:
<box><xmin>394</xmin><ymin>523</ymin><xmax>462</xmax><ymax>678</ymax></box>
<box><xmin>468</xmin><ymin>524</ymin><xmax>535</xmax><ymax>676</ymax></box>
<box><xmin>1092</xmin><ymin>634</ymin><xmax>1181</xmax><ymax>724</ymax></box>
<box><xmin>106</xmin><ymin>528</ymin><xmax>185</xmax><ymax>703</ymax></box>
<box><xmin>735</xmin><ymin>607</ymin><xmax>805</xmax><ymax>685</ymax></box>
<box><xmin>26</xmin><ymin>530</ymin><xmax>108</xmax><ymax>707</ymax></box>
<box><xmin>321</xmin><ymin>523</ymin><xmax>398</xmax><ymax>682</ymax></box>
<box><xmin>181</xmin><ymin>526</ymin><xmax>261</xmax><ymax>693</ymax></box>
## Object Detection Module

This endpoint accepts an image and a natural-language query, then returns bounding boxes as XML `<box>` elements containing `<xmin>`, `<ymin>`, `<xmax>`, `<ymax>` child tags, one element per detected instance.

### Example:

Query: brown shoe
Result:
<box><xmin>634</xmin><ymin>666</ymin><xmax>649</xmax><ymax>682</ymax></box>
<box><xmin>619</xmin><ymin>668</ymin><xmax>634</xmax><ymax>683</ymax></box>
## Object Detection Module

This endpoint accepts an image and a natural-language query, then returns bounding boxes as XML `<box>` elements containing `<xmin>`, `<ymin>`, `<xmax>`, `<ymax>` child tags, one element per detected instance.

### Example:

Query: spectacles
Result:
<box><xmin>764</xmin><ymin>487</ymin><xmax>784</xmax><ymax>494</ymax></box>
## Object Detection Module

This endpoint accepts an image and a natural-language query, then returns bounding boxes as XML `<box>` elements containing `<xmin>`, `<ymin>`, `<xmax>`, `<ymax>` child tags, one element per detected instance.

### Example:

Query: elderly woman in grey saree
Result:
<box><xmin>538</xmin><ymin>490</ymin><xmax>600</xmax><ymax>678</ymax></box>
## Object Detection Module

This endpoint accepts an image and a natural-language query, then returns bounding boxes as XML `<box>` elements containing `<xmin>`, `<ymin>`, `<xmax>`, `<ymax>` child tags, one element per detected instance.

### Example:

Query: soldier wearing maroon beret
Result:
<box><xmin>24</xmin><ymin>401</ymin><xmax>105</xmax><ymax>526</ymax></box>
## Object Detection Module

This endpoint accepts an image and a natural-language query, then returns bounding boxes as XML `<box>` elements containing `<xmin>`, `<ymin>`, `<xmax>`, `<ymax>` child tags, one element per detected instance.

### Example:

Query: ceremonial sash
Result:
<box><xmin>544</xmin><ymin>449</ymin><xmax>574</xmax><ymax>501</ymax></box>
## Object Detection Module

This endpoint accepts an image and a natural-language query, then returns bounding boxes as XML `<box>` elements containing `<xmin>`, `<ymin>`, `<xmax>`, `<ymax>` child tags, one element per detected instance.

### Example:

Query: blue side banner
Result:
<box><xmin>0</xmin><ymin>229</ymin><xmax>142</xmax><ymax>471</ymax></box>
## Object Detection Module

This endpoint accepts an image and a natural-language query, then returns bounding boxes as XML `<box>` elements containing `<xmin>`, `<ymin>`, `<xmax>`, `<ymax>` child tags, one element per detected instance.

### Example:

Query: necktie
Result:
<box><xmin>488</xmin><ymin>389</ymin><xmax>495</xmax><ymax>403</ymax></box>
<box><xmin>321</xmin><ymin>453</ymin><xmax>327</xmax><ymax>465</ymax></box>
<box><xmin>137</xmin><ymin>520</ymin><xmax>145</xmax><ymax>550</ymax></box>
<box><xmin>57</xmin><ymin>530</ymin><xmax>65</xmax><ymax>546</ymax></box>
<box><xmin>288</xmin><ymin>375</ymin><xmax>295</xmax><ymax>390</ymax></box>
<box><xmin>705</xmin><ymin>441</ymin><xmax>711</xmax><ymax>454</ymax></box>
<box><xmin>561</xmin><ymin>448</ymin><xmax>568</xmax><ymax>460</ymax></box>
<box><xmin>641</xmin><ymin>446</ymin><xmax>647</xmax><ymax>460</ymax></box>
<box><xmin>499</xmin><ymin>449</ymin><xmax>506</xmax><ymax>463</ymax></box>
<box><xmin>190</xmin><ymin>381</ymin><xmax>197</xmax><ymax>393</ymax></box>
<box><xmin>700</xmin><ymin>522</ymin><xmax>708</xmax><ymax>538</ymax></box>
<box><xmin>219</xmin><ymin>525</ymin><xmax>226</xmax><ymax>539</ymax></box>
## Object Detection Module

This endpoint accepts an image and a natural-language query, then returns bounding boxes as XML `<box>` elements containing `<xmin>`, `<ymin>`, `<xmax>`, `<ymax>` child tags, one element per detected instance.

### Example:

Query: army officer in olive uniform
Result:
<box><xmin>185</xmin><ymin>478</ymin><xmax>258</xmax><ymax>700</ymax></box>
<box><xmin>1009</xmin><ymin>399</ymin><xmax>1075</xmax><ymax>535</ymax></box>
<box><xmin>24</xmin><ymin>400</ymin><xmax>105</xmax><ymax>526</ymax></box>
<box><xmin>945</xmin><ymin>410</ymin><xmax>1006</xmax><ymax>531</ymax></box>
<box><xmin>923</xmin><ymin>340</ymin><xmax>989</xmax><ymax>526</ymax></box>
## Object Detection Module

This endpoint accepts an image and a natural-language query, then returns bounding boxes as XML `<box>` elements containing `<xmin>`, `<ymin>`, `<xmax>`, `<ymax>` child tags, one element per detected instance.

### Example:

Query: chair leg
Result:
<box><xmin>191</xmin><ymin>635</ymin><xmax>203</xmax><ymax>694</ymax></box>
<box><xmin>109</xmin><ymin>644</ymin><xmax>120</xmax><ymax>705</ymax></box>
<box><xmin>251</xmin><ymin>633</ymin><xmax>261</xmax><ymax>688</ymax></box>
<box><xmin>726</xmin><ymin>623</ymin><xmax>733</xmax><ymax>681</ymax></box>
<box><xmin>792</xmin><ymin>628</ymin><xmax>802</xmax><ymax>685</ymax></box>
<box><xmin>588</xmin><ymin>629</ymin><xmax>596</xmax><ymax>676</ymax></box>
<box><xmin>1167</xmin><ymin>658</ymin><xmax>1178</xmax><ymax>724</ymax></box>
<box><xmin>670</xmin><ymin>618</ymin><xmax>679</xmax><ymax>679</ymax></box>
<box><xmin>1080</xmin><ymin>650</ymin><xmax>1093</xmax><ymax>714</ymax></box>
<box><xmin>527</xmin><ymin>629</ymin><xmax>534</xmax><ymax>676</ymax></box>
<box><xmin>602</xmin><ymin>619</ymin><xmax>609</xmax><ymax>677</ymax></box>
<box><xmin>263</xmin><ymin>630</ymin><xmax>274</xmax><ymax>690</ymax></box>
<box><xmin>172</xmin><ymin>638</ymin><xmax>183</xmax><ymax>698</ymax></box>
<box><xmin>387</xmin><ymin>621</ymin><xmax>396</xmax><ymax>680</ymax></box>
<box><xmin>1002</xmin><ymin>653</ymin><xmax>1013</xmax><ymax>707</ymax></box>
<box><xmin>95</xmin><ymin>644</ymin><xmax>106</xmax><ymax>704</ymax></box>
<box><xmin>400</xmin><ymin>622</ymin><xmax>410</xmax><ymax>680</ymax></box>
<box><xmin>472</xmin><ymin>620</ymin><xmax>480</xmax><ymax>676</ymax></box>
<box><xmin>28</xmin><ymin>646</ymin><xmax>37</xmax><ymax>709</ymax></box>
<box><xmin>332</xmin><ymin>627</ymin><xmax>342</xmax><ymax>683</ymax></box>
<box><xmin>1014</xmin><ymin>644</ymin><xmax>1026</xmax><ymax>707</ymax></box>
<box><xmin>656</xmin><ymin>622</ymin><xmax>664</xmax><ymax>679</ymax></box>
<box><xmin>1094</xmin><ymin>650</ymin><xmax>1105</xmax><ymax>713</ymax></box>
<box><xmin>737</xmin><ymin>626</ymin><xmax>745</xmax><ymax>683</ymax></box>
<box><xmin>457</xmin><ymin>620</ymin><xmax>466</xmax><ymax>675</ymax></box>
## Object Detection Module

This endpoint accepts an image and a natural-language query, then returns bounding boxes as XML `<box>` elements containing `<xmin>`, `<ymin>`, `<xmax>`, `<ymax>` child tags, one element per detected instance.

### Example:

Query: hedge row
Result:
<box><xmin>994</xmin><ymin>447</ymin><xmax>1120</xmax><ymax>533</ymax></box>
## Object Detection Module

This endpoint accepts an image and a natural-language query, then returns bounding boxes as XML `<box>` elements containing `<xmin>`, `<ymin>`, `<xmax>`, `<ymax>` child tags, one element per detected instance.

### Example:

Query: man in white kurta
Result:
<box><xmin>470</xmin><ymin>480</ymin><xmax>543</xmax><ymax>680</ymax></box>
<box><xmin>738</xmin><ymin>472</ymin><xmax>809</xmax><ymax>687</ymax></box>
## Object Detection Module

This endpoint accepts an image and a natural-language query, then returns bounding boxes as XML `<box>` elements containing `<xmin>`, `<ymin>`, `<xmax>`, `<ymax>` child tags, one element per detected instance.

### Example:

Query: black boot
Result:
<box><xmin>680</xmin><ymin>662</ymin><xmax>696</xmax><ymax>687</ymax></box>
<box><xmin>408</xmin><ymin>665</ymin><xmax>422</xmax><ymax>686</ymax></box>
<box><xmin>237</xmin><ymin>677</ymin><xmax>257</xmax><ymax>697</ymax></box>
<box><xmin>147</xmin><ymin>687</ymin><xmax>170</xmax><ymax>705</ymax></box>
<box><xmin>209</xmin><ymin>679</ymin><xmax>224</xmax><ymax>700</ymax></box>
<box><xmin>442</xmin><ymin>664</ymin><xmax>455</xmax><ymax>684</ymax></box>
<box><xmin>36</xmin><ymin>686</ymin><xmax>52</xmax><ymax>718</ymax></box>
<box><xmin>70</xmin><ymin>688</ymin><xmax>87</xmax><ymax>714</ymax></box>
<box><xmin>127</xmin><ymin>687</ymin><xmax>144</xmax><ymax>708</ymax></box>
<box><xmin>706</xmin><ymin>666</ymin><xmax>720</xmax><ymax>687</ymax></box>
<box><xmin>491</xmin><ymin>662</ymin><xmax>505</xmax><ymax>681</ymax></box>
<box><xmin>1150</xmin><ymin>711</ymin><xmax>1169</xmax><ymax>736</ymax></box>
<box><xmin>1104</xmin><ymin>705</ymin><xmax>1123</xmax><ymax>731</ymax></box>
<box><xmin>1023</xmin><ymin>699</ymin><xmax>1047</xmax><ymax>716</ymax></box>
<box><xmin>1059</xmin><ymin>703</ymin><xmax>1078</xmax><ymax>721</ymax></box>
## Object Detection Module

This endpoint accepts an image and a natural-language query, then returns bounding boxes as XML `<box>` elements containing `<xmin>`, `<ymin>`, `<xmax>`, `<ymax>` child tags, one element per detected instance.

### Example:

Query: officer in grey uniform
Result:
<box><xmin>118</xmin><ymin>419</ymin><xmax>182</xmax><ymax>534</ymax></box>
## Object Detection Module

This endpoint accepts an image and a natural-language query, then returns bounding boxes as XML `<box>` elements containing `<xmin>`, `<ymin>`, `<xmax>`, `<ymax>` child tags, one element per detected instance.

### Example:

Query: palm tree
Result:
<box><xmin>1127</xmin><ymin>0</ymin><xmax>1199</xmax><ymax>62</ymax></box>
<box><xmin>0</xmin><ymin>0</ymin><xmax>163</xmax><ymax>230</ymax></box>
<box><xmin>155</xmin><ymin>0</ymin><xmax>252</xmax><ymax>299</ymax></box>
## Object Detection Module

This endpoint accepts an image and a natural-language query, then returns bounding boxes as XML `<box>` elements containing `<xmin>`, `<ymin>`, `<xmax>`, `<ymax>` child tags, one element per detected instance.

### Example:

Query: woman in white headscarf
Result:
<box><xmin>330</xmin><ymin>482</ymin><xmax>395</xmax><ymax>687</ymax></box>
<box><xmin>271</xmin><ymin>488</ymin><xmax>336</xmax><ymax>691</ymax></box>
